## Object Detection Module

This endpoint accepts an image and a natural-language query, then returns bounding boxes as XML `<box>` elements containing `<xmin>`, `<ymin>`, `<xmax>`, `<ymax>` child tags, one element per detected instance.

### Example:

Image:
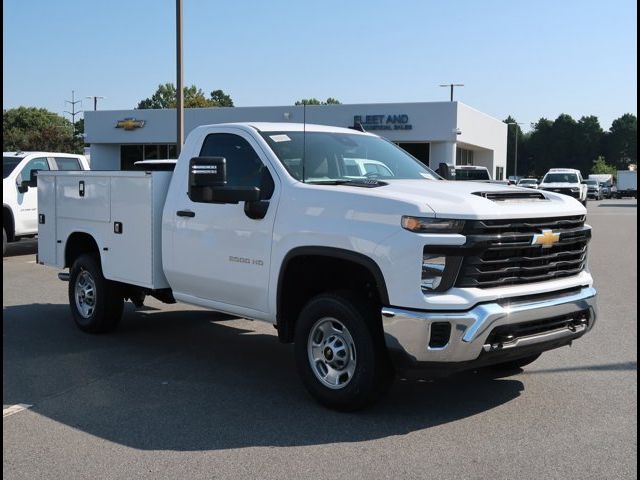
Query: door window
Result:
<box><xmin>54</xmin><ymin>157</ymin><xmax>81</xmax><ymax>170</ymax></box>
<box><xmin>198</xmin><ymin>133</ymin><xmax>274</xmax><ymax>199</ymax></box>
<box><xmin>19</xmin><ymin>157</ymin><xmax>49</xmax><ymax>183</ymax></box>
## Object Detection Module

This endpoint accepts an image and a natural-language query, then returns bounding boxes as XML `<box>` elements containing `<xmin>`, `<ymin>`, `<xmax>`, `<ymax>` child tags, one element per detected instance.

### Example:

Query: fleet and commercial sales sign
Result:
<box><xmin>353</xmin><ymin>114</ymin><xmax>413</xmax><ymax>130</ymax></box>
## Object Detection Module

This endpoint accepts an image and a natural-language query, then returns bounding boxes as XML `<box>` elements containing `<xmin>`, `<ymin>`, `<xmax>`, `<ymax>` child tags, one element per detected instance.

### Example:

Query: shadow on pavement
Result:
<box><xmin>3</xmin><ymin>303</ymin><xmax>524</xmax><ymax>451</ymax></box>
<box><xmin>597</xmin><ymin>203</ymin><xmax>637</xmax><ymax>208</ymax></box>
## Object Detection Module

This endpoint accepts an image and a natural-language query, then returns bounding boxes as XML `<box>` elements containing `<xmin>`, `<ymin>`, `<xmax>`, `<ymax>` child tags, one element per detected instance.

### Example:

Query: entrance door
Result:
<box><xmin>396</xmin><ymin>142</ymin><xmax>430</xmax><ymax>166</ymax></box>
<box><xmin>169</xmin><ymin>131</ymin><xmax>278</xmax><ymax>313</ymax></box>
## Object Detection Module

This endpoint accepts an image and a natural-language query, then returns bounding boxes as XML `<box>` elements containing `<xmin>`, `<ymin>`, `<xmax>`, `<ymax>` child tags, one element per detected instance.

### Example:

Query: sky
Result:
<box><xmin>3</xmin><ymin>0</ymin><xmax>637</xmax><ymax>131</ymax></box>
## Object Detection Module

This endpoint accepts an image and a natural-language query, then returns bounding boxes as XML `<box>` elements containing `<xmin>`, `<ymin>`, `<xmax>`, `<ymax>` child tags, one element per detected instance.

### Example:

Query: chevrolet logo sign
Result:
<box><xmin>532</xmin><ymin>229</ymin><xmax>561</xmax><ymax>248</ymax></box>
<box><xmin>115</xmin><ymin>118</ymin><xmax>145</xmax><ymax>130</ymax></box>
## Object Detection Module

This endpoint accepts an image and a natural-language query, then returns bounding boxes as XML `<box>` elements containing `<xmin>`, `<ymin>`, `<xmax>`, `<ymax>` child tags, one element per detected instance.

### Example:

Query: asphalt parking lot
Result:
<box><xmin>3</xmin><ymin>199</ymin><xmax>637</xmax><ymax>480</ymax></box>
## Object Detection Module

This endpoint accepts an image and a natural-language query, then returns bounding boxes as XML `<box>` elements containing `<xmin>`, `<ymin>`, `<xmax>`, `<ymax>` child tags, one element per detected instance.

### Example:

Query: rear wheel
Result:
<box><xmin>294</xmin><ymin>292</ymin><xmax>394</xmax><ymax>411</ymax></box>
<box><xmin>69</xmin><ymin>254</ymin><xmax>123</xmax><ymax>333</ymax></box>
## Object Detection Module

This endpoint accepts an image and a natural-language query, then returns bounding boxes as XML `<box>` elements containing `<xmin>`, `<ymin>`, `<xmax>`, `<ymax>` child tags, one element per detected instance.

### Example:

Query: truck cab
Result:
<box><xmin>37</xmin><ymin>123</ymin><xmax>597</xmax><ymax>410</ymax></box>
<box><xmin>3</xmin><ymin>151</ymin><xmax>89</xmax><ymax>255</ymax></box>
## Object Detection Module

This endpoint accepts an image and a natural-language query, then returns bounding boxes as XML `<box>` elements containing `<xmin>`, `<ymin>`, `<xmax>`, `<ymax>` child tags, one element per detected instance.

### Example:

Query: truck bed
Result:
<box><xmin>37</xmin><ymin>170</ymin><xmax>172</xmax><ymax>289</ymax></box>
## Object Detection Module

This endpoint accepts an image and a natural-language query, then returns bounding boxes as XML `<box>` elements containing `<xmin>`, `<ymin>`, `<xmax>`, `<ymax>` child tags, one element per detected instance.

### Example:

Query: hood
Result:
<box><xmin>345</xmin><ymin>179</ymin><xmax>586</xmax><ymax>219</ymax></box>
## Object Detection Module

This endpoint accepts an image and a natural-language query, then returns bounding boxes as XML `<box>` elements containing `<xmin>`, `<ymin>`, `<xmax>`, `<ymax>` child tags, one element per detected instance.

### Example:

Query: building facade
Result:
<box><xmin>85</xmin><ymin>101</ymin><xmax>507</xmax><ymax>178</ymax></box>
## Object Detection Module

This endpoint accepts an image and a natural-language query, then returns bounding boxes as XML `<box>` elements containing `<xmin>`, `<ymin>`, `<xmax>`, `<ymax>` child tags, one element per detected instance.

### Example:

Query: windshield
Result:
<box><xmin>518</xmin><ymin>179</ymin><xmax>537</xmax><ymax>184</ymax></box>
<box><xmin>543</xmin><ymin>173</ymin><xmax>579</xmax><ymax>183</ymax></box>
<box><xmin>3</xmin><ymin>156</ymin><xmax>24</xmax><ymax>179</ymax></box>
<box><xmin>455</xmin><ymin>168</ymin><xmax>490</xmax><ymax>181</ymax></box>
<box><xmin>260</xmin><ymin>131</ymin><xmax>440</xmax><ymax>182</ymax></box>
<box><xmin>585</xmin><ymin>180</ymin><xmax>598</xmax><ymax>186</ymax></box>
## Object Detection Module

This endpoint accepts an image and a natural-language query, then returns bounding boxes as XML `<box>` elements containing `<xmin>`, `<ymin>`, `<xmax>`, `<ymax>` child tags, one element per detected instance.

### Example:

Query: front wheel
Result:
<box><xmin>294</xmin><ymin>293</ymin><xmax>394</xmax><ymax>411</ymax></box>
<box><xmin>69</xmin><ymin>254</ymin><xmax>124</xmax><ymax>333</ymax></box>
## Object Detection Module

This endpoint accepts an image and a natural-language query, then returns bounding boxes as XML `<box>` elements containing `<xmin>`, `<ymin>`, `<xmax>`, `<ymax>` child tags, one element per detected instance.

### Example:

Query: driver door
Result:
<box><xmin>15</xmin><ymin>157</ymin><xmax>50</xmax><ymax>234</ymax></box>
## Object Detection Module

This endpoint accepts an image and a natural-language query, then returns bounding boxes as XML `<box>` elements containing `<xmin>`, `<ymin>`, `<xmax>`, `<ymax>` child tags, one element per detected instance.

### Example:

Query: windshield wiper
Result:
<box><xmin>306</xmin><ymin>179</ymin><xmax>388</xmax><ymax>188</ymax></box>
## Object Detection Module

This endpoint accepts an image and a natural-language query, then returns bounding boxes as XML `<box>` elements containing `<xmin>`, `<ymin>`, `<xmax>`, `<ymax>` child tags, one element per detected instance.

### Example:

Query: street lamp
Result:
<box><xmin>176</xmin><ymin>0</ymin><xmax>184</xmax><ymax>155</ymax></box>
<box><xmin>507</xmin><ymin>122</ymin><xmax>526</xmax><ymax>179</ymax></box>
<box><xmin>439</xmin><ymin>83</ymin><xmax>464</xmax><ymax>101</ymax></box>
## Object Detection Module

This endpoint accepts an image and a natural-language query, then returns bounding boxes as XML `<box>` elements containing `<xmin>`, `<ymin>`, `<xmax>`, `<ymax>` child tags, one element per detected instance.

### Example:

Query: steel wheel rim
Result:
<box><xmin>75</xmin><ymin>270</ymin><xmax>96</xmax><ymax>319</ymax></box>
<box><xmin>307</xmin><ymin>317</ymin><xmax>357</xmax><ymax>390</ymax></box>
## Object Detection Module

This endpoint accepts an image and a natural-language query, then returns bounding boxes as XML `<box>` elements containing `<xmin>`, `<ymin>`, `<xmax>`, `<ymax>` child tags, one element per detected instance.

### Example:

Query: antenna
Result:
<box><xmin>302</xmin><ymin>103</ymin><xmax>306</xmax><ymax>183</ymax></box>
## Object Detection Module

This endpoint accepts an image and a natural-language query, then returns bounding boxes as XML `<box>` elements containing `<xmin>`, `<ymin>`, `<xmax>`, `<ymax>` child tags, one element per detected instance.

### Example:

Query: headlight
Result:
<box><xmin>422</xmin><ymin>254</ymin><xmax>446</xmax><ymax>290</ymax></box>
<box><xmin>401</xmin><ymin>216</ymin><xmax>465</xmax><ymax>233</ymax></box>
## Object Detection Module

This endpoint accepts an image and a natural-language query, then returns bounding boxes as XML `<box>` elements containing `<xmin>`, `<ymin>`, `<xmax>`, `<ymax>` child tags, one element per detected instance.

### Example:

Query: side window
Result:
<box><xmin>54</xmin><ymin>157</ymin><xmax>81</xmax><ymax>170</ymax></box>
<box><xmin>19</xmin><ymin>157</ymin><xmax>50</xmax><ymax>183</ymax></box>
<box><xmin>199</xmin><ymin>133</ymin><xmax>274</xmax><ymax>199</ymax></box>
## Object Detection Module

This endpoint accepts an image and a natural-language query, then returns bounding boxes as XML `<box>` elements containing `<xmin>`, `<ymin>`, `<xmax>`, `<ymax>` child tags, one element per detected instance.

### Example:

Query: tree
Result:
<box><xmin>3</xmin><ymin>107</ymin><xmax>83</xmax><ymax>153</ymax></box>
<box><xmin>604</xmin><ymin>113</ymin><xmax>637</xmax><ymax>169</ymax></box>
<box><xmin>591</xmin><ymin>156</ymin><xmax>617</xmax><ymax>176</ymax></box>
<box><xmin>294</xmin><ymin>98</ymin><xmax>341</xmax><ymax>105</ymax></box>
<box><xmin>209</xmin><ymin>89</ymin><xmax>234</xmax><ymax>107</ymax></box>
<box><xmin>137</xmin><ymin>83</ymin><xmax>235</xmax><ymax>109</ymax></box>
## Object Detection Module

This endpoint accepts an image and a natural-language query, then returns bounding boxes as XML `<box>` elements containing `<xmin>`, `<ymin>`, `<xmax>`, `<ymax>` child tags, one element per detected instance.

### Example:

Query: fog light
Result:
<box><xmin>422</xmin><ymin>254</ymin><xmax>446</xmax><ymax>290</ymax></box>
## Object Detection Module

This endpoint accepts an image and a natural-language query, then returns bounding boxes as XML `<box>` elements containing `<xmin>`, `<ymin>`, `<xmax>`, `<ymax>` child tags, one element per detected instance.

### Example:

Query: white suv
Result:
<box><xmin>3</xmin><ymin>151</ymin><xmax>89</xmax><ymax>255</ymax></box>
<box><xmin>538</xmin><ymin>168</ymin><xmax>588</xmax><ymax>206</ymax></box>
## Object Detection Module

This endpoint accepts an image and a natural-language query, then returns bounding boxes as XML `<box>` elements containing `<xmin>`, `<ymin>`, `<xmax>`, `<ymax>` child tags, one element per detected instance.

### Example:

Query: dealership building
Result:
<box><xmin>85</xmin><ymin>101</ymin><xmax>507</xmax><ymax>179</ymax></box>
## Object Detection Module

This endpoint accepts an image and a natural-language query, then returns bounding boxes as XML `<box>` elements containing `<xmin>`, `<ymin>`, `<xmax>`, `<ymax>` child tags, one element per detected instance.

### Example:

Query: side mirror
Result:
<box><xmin>188</xmin><ymin>156</ymin><xmax>261</xmax><ymax>204</ymax></box>
<box><xmin>17</xmin><ymin>170</ymin><xmax>38</xmax><ymax>193</ymax></box>
<box><xmin>437</xmin><ymin>162</ymin><xmax>454</xmax><ymax>180</ymax></box>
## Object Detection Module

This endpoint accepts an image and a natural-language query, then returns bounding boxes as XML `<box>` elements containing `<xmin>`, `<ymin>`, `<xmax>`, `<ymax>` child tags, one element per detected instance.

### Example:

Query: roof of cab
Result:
<box><xmin>193</xmin><ymin>122</ymin><xmax>373</xmax><ymax>136</ymax></box>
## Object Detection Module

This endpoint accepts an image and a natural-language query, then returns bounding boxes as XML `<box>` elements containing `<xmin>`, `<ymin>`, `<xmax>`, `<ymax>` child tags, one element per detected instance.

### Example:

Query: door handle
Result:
<box><xmin>176</xmin><ymin>210</ymin><xmax>195</xmax><ymax>218</ymax></box>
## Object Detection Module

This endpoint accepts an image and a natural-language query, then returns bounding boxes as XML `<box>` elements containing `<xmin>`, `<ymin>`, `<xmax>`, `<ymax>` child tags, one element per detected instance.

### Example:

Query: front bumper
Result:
<box><xmin>382</xmin><ymin>286</ymin><xmax>597</xmax><ymax>375</ymax></box>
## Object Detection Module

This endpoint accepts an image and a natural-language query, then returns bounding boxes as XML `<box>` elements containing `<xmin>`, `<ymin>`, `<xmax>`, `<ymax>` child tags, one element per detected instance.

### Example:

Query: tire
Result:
<box><xmin>294</xmin><ymin>292</ymin><xmax>394</xmax><ymax>411</ymax></box>
<box><xmin>3</xmin><ymin>227</ymin><xmax>6</xmax><ymax>257</ymax></box>
<box><xmin>487</xmin><ymin>353</ymin><xmax>541</xmax><ymax>372</ymax></box>
<box><xmin>68</xmin><ymin>253</ymin><xmax>124</xmax><ymax>333</ymax></box>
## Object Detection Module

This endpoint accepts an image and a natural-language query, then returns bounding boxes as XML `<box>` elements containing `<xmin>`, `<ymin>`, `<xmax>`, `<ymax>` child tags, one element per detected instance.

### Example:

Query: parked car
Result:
<box><xmin>3</xmin><ymin>151</ymin><xmax>89</xmax><ymax>255</ymax></box>
<box><xmin>599</xmin><ymin>183</ymin><xmax>612</xmax><ymax>199</ymax></box>
<box><xmin>585</xmin><ymin>180</ymin><xmax>603</xmax><ymax>200</ymax></box>
<box><xmin>517</xmin><ymin>178</ymin><xmax>539</xmax><ymax>189</ymax></box>
<box><xmin>37</xmin><ymin>123</ymin><xmax>597</xmax><ymax>410</ymax></box>
<box><xmin>538</xmin><ymin>168</ymin><xmax>588</xmax><ymax>206</ymax></box>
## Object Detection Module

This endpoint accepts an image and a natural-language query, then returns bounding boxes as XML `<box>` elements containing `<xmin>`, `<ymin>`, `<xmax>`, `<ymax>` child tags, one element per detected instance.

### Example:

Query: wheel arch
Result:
<box><xmin>64</xmin><ymin>231</ymin><xmax>102</xmax><ymax>269</ymax></box>
<box><xmin>3</xmin><ymin>204</ymin><xmax>15</xmax><ymax>241</ymax></box>
<box><xmin>276</xmin><ymin>246</ymin><xmax>389</xmax><ymax>343</ymax></box>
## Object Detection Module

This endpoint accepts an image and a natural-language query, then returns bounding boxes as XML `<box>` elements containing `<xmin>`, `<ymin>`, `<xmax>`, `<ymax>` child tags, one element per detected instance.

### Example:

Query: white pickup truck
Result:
<box><xmin>37</xmin><ymin>123</ymin><xmax>597</xmax><ymax>410</ymax></box>
<box><xmin>3</xmin><ymin>151</ymin><xmax>89</xmax><ymax>255</ymax></box>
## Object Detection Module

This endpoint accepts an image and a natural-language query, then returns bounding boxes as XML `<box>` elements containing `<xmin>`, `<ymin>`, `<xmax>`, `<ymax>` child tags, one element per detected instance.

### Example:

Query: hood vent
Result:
<box><xmin>472</xmin><ymin>191</ymin><xmax>548</xmax><ymax>202</ymax></box>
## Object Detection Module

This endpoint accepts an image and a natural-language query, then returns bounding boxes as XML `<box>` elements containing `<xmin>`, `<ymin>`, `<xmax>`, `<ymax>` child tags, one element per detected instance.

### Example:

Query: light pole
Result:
<box><xmin>176</xmin><ymin>0</ymin><xmax>184</xmax><ymax>155</ymax></box>
<box><xmin>439</xmin><ymin>83</ymin><xmax>464</xmax><ymax>101</ymax></box>
<box><xmin>86</xmin><ymin>96</ymin><xmax>105</xmax><ymax>111</ymax></box>
<box><xmin>507</xmin><ymin>122</ymin><xmax>526</xmax><ymax>179</ymax></box>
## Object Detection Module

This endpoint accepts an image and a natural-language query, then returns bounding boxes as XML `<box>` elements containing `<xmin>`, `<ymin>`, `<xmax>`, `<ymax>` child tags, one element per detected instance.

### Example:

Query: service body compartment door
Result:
<box><xmin>103</xmin><ymin>176</ymin><xmax>154</xmax><ymax>287</ymax></box>
<box><xmin>56</xmin><ymin>175</ymin><xmax>111</xmax><ymax>222</ymax></box>
<box><xmin>36</xmin><ymin>174</ymin><xmax>58</xmax><ymax>266</ymax></box>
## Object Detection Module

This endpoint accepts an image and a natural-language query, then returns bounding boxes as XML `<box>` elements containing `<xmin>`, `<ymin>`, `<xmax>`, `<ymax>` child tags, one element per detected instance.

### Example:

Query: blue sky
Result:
<box><xmin>3</xmin><ymin>0</ymin><xmax>637</xmax><ymax>130</ymax></box>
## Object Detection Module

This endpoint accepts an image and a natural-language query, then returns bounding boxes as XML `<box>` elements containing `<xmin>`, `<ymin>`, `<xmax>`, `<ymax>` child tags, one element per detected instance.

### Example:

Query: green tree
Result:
<box><xmin>591</xmin><ymin>156</ymin><xmax>617</xmax><ymax>176</ymax></box>
<box><xmin>3</xmin><ymin>107</ymin><xmax>83</xmax><ymax>153</ymax></box>
<box><xmin>209</xmin><ymin>89</ymin><xmax>234</xmax><ymax>107</ymax></box>
<box><xmin>137</xmin><ymin>83</ymin><xmax>234</xmax><ymax>109</ymax></box>
<box><xmin>604</xmin><ymin>113</ymin><xmax>637</xmax><ymax>169</ymax></box>
<box><xmin>294</xmin><ymin>98</ymin><xmax>341</xmax><ymax>105</ymax></box>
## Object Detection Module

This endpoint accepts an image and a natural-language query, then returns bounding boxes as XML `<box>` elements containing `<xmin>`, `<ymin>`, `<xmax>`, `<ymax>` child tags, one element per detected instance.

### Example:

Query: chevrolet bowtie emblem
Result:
<box><xmin>115</xmin><ymin>118</ymin><xmax>145</xmax><ymax>130</ymax></box>
<box><xmin>532</xmin><ymin>229</ymin><xmax>560</xmax><ymax>248</ymax></box>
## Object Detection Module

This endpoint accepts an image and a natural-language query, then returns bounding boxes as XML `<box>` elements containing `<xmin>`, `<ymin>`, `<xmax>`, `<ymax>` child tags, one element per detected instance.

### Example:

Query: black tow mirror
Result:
<box><xmin>437</xmin><ymin>162</ymin><xmax>454</xmax><ymax>180</ymax></box>
<box><xmin>188</xmin><ymin>156</ymin><xmax>261</xmax><ymax>204</ymax></box>
<box><xmin>17</xmin><ymin>170</ymin><xmax>39</xmax><ymax>193</ymax></box>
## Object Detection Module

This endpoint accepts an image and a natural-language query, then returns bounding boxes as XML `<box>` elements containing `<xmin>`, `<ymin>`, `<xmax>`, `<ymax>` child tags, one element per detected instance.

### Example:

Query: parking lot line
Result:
<box><xmin>3</xmin><ymin>404</ymin><xmax>32</xmax><ymax>418</ymax></box>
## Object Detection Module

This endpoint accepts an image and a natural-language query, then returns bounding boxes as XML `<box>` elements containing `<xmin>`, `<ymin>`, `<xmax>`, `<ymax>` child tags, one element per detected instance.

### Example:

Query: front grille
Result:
<box><xmin>541</xmin><ymin>187</ymin><xmax>581</xmax><ymax>198</ymax></box>
<box><xmin>456</xmin><ymin>215</ymin><xmax>591</xmax><ymax>288</ymax></box>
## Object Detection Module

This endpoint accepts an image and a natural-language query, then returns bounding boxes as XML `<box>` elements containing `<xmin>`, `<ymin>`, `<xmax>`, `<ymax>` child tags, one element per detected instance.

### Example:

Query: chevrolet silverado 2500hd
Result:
<box><xmin>3</xmin><ymin>151</ymin><xmax>89</xmax><ymax>255</ymax></box>
<box><xmin>37</xmin><ymin>123</ymin><xmax>597</xmax><ymax>410</ymax></box>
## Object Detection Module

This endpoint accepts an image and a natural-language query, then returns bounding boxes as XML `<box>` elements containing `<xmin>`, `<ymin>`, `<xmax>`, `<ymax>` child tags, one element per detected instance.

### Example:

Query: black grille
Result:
<box><xmin>540</xmin><ymin>187</ymin><xmax>581</xmax><ymax>198</ymax></box>
<box><xmin>456</xmin><ymin>215</ymin><xmax>591</xmax><ymax>288</ymax></box>
<box><xmin>485</xmin><ymin>310</ymin><xmax>591</xmax><ymax>347</ymax></box>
